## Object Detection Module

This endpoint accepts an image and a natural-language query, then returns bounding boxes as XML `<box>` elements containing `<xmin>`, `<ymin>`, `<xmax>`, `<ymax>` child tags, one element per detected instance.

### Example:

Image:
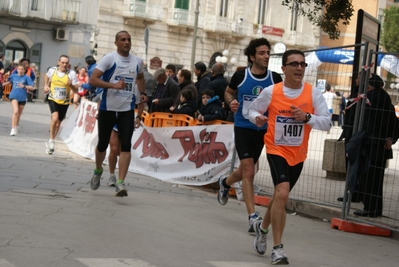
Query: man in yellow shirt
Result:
<box><xmin>44</xmin><ymin>55</ymin><xmax>79</xmax><ymax>155</ymax></box>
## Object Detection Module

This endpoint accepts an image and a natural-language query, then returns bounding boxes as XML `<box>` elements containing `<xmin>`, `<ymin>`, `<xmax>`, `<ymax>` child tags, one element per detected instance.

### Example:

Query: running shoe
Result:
<box><xmin>90</xmin><ymin>169</ymin><xmax>102</xmax><ymax>190</ymax></box>
<box><xmin>10</xmin><ymin>129</ymin><xmax>16</xmax><ymax>136</ymax></box>
<box><xmin>271</xmin><ymin>244</ymin><xmax>289</xmax><ymax>265</ymax></box>
<box><xmin>45</xmin><ymin>141</ymin><xmax>54</xmax><ymax>155</ymax></box>
<box><xmin>248</xmin><ymin>211</ymin><xmax>262</xmax><ymax>233</ymax></box>
<box><xmin>253</xmin><ymin>220</ymin><xmax>267</xmax><ymax>255</ymax></box>
<box><xmin>217</xmin><ymin>176</ymin><xmax>229</xmax><ymax>205</ymax></box>
<box><xmin>107</xmin><ymin>174</ymin><xmax>117</xmax><ymax>187</ymax></box>
<box><xmin>115</xmin><ymin>183</ymin><xmax>128</xmax><ymax>197</ymax></box>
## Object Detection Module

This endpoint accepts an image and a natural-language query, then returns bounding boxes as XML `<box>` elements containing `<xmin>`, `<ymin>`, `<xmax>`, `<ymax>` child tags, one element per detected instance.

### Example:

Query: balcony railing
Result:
<box><xmin>0</xmin><ymin>0</ymin><xmax>22</xmax><ymax>15</ymax></box>
<box><xmin>285</xmin><ymin>31</ymin><xmax>316</xmax><ymax>47</ymax></box>
<box><xmin>50</xmin><ymin>0</ymin><xmax>81</xmax><ymax>22</ymax></box>
<box><xmin>123</xmin><ymin>0</ymin><xmax>163</xmax><ymax>21</ymax></box>
<box><xmin>167</xmin><ymin>8</ymin><xmax>204</xmax><ymax>28</ymax></box>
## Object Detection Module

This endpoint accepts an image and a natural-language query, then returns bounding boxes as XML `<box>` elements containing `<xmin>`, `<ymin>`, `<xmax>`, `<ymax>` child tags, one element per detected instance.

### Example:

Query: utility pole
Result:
<box><xmin>190</xmin><ymin>0</ymin><xmax>200</xmax><ymax>72</ymax></box>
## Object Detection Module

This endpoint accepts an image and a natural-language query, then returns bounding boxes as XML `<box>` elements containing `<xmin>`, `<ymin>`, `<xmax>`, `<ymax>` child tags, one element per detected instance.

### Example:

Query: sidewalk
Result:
<box><xmin>0</xmin><ymin>100</ymin><xmax>398</xmax><ymax>267</ymax></box>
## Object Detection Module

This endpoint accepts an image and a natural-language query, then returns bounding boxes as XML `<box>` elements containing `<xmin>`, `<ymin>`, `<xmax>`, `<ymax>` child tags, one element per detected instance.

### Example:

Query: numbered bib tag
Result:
<box><xmin>78</xmin><ymin>87</ymin><xmax>84</xmax><ymax>94</ymax></box>
<box><xmin>274</xmin><ymin>116</ymin><xmax>304</xmax><ymax>146</ymax></box>
<box><xmin>242</xmin><ymin>94</ymin><xmax>257</xmax><ymax>119</ymax></box>
<box><xmin>53</xmin><ymin>87</ymin><xmax>67</xmax><ymax>100</ymax></box>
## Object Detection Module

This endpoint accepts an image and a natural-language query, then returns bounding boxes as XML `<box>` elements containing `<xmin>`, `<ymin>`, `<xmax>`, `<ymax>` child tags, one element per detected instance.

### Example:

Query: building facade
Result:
<box><xmin>95</xmin><ymin>0</ymin><xmax>320</xmax><ymax>76</ymax></box>
<box><xmin>0</xmin><ymin>0</ymin><xmax>99</xmax><ymax>99</ymax></box>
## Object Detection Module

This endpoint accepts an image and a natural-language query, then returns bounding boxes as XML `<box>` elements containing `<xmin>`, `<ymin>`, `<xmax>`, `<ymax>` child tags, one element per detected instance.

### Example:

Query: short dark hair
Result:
<box><xmin>181</xmin><ymin>88</ymin><xmax>193</xmax><ymax>101</ymax></box>
<box><xmin>115</xmin><ymin>30</ymin><xmax>129</xmax><ymax>41</ymax></box>
<box><xmin>85</xmin><ymin>55</ymin><xmax>96</xmax><ymax>65</ymax></box>
<box><xmin>165</xmin><ymin>64</ymin><xmax>176</xmax><ymax>73</ymax></box>
<box><xmin>282</xmin><ymin>49</ymin><xmax>305</xmax><ymax>66</ymax></box>
<box><xmin>19</xmin><ymin>57</ymin><xmax>30</xmax><ymax>64</ymax></box>
<box><xmin>59</xmin><ymin>55</ymin><xmax>69</xmax><ymax>60</ymax></box>
<box><xmin>244</xmin><ymin>38</ymin><xmax>271</xmax><ymax>64</ymax></box>
<box><xmin>194</xmin><ymin>61</ymin><xmax>207</xmax><ymax>73</ymax></box>
<box><xmin>179</xmin><ymin>69</ymin><xmax>192</xmax><ymax>81</ymax></box>
<box><xmin>202</xmin><ymin>89</ymin><xmax>215</xmax><ymax>97</ymax></box>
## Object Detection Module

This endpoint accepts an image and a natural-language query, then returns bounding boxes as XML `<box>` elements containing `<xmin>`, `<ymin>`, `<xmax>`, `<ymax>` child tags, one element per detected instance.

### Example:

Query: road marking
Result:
<box><xmin>0</xmin><ymin>259</ymin><xmax>17</xmax><ymax>267</ymax></box>
<box><xmin>76</xmin><ymin>258</ymin><xmax>157</xmax><ymax>267</ymax></box>
<box><xmin>208</xmin><ymin>262</ymin><xmax>266</xmax><ymax>267</ymax></box>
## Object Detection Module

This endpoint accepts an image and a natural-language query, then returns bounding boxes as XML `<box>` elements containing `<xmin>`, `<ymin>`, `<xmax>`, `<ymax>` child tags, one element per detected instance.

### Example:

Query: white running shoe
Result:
<box><xmin>46</xmin><ymin>141</ymin><xmax>55</xmax><ymax>155</ymax></box>
<box><xmin>253</xmin><ymin>220</ymin><xmax>267</xmax><ymax>255</ymax></box>
<box><xmin>115</xmin><ymin>183</ymin><xmax>128</xmax><ymax>197</ymax></box>
<box><xmin>10</xmin><ymin>129</ymin><xmax>16</xmax><ymax>136</ymax></box>
<box><xmin>90</xmin><ymin>169</ymin><xmax>102</xmax><ymax>190</ymax></box>
<box><xmin>107</xmin><ymin>174</ymin><xmax>117</xmax><ymax>187</ymax></box>
<box><xmin>217</xmin><ymin>176</ymin><xmax>229</xmax><ymax>205</ymax></box>
<box><xmin>248</xmin><ymin>211</ymin><xmax>262</xmax><ymax>233</ymax></box>
<box><xmin>271</xmin><ymin>244</ymin><xmax>289</xmax><ymax>265</ymax></box>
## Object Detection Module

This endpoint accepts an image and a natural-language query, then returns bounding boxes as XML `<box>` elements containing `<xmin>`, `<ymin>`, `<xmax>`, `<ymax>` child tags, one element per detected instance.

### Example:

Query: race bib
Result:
<box><xmin>53</xmin><ymin>87</ymin><xmax>67</xmax><ymax>100</ymax></box>
<box><xmin>274</xmin><ymin>116</ymin><xmax>304</xmax><ymax>146</ymax></box>
<box><xmin>78</xmin><ymin>87</ymin><xmax>84</xmax><ymax>94</ymax></box>
<box><xmin>242</xmin><ymin>94</ymin><xmax>257</xmax><ymax>119</ymax></box>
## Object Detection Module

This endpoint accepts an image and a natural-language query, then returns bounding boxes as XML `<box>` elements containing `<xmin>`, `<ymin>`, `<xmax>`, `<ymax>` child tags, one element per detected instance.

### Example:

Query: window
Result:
<box><xmin>290</xmin><ymin>2</ymin><xmax>298</xmax><ymax>31</ymax></box>
<box><xmin>257</xmin><ymin>0</ymin><xmax>266</xmax><ymax>24</ymax></box>
<box><xmin>220</xmin><ymin>0</ymin><xmax>228</xmax><ymax>17</ymax></box>
<box><xmin>175</xmin><ymin>0</ymin><xmax>189</xmax><ymax>10</ymax></box>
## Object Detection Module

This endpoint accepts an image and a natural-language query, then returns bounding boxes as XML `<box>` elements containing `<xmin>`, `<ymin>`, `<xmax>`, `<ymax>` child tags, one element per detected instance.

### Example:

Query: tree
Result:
<box><xmin>381</xmin><ymin>7</ymin><xmax>399</xmax><ymax>52</ymax></box>
<box><xmin>282</xmin><ymin>0</ymin><xmax>355</xmax><ymax>40</ymax></box>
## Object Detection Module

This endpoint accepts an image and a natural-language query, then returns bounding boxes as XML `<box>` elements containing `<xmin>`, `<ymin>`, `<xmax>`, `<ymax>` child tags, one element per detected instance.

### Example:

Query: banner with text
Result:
<box><xmin>59</xmin><ymin>100</ymin><xmax>236</xmax><ymax>185</ymax></box>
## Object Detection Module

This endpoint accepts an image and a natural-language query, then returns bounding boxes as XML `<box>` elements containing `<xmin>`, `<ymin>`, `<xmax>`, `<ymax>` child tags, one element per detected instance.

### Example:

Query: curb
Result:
<box><xmin>331</xmin><ymin>218</ymin><xmax>391</xmax><ymax>237</ymax></box>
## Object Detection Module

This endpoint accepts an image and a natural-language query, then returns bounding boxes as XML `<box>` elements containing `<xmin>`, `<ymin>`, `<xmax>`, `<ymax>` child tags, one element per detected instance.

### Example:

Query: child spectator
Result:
<box><xmin>197</xmin><ymin>89</ymin><xmax>226</xmax><ymax>122</ymax></box>
<box><xmin>169</xmin><ymin>88</ymin><xmax>197</xmax><ymax>117</ymax></box>
<box><xmin>2</xmin><ymin>63</ymin><xmax>34</xmax><ymax>136</ymax></box>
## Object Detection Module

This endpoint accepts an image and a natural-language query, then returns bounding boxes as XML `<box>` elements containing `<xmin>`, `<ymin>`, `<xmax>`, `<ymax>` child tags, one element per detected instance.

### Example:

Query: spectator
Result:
<box><xmin>395</xmin><ymin>100</ymin><xmax>399</xmax><ymax>118</ymax></box>
<box><xmin>332</xmin><ymin>91</ymin><xmax>341</xmax><ymax>126</ymax></box>
<box><xmin>169</xmin><ymin>88</ymin><xmax>197</xmax><ymax>117</ymax></box>
<box><xmin>194</xmin><ymin>61</ymin><xmax>212</xmax><ymax>105</ymax></box>
<box><xmin>165</xmin><ymin>64</ymin><xmax>178</xmax><ymax>83</ymax></box>
<box><xmin>73</xmin><ymin>67</ymin><xmax>88</xmax><ymax>106</ymax></box>
<box><xmin>151</xmin><ymin>67</ymin><xmax>179</xmax><ymax>113</ymax></box>
<box><xmin>174</xmin><ymin>68</ymin><xmax>198</xmax><ymax>107</ymax></box>
<box><xmin>5</xmin><ymin>59</ymin><xmax>18</xmax><ymax>75</ymax></box>
<box><xmin>80</xmin><ymin>55</ymin><xmax>97</xmax><ymax>101</ymax></box>
<box><xmin>340</xmin><ymin>92</ymin><xmax>349</xmax><ymax>125</ymax></box>
<box><xmin>0</xmin><ymin>54</ymin><xmax>4</xmax><ymax>101</ymax></box>
<box><xmin>142</xmin><ymin>63</ymin><xmax>157</xmax><ymax>111</ymax></box>
<box><xmin>207</xmin><ymin>63</ymin><xmax>229</xmax><ymax>102</ymax></box>
<box><xmin>351</xmin><ymin>73</ymin><xmax>399</xmax><ymax>217</ymax></box>
<box><xmin>322</xmin><ymin>83</ymin><xmax>335</xmax><ymax>115</ymax></box>
<box><xmin>197</xmin><ymin>89</ymin><xmax>225</xmax><ymax>122</ymax></box>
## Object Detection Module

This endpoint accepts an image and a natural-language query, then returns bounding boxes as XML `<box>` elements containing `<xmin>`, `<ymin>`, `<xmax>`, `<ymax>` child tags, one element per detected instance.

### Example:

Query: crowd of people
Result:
<box><xmin>1</xmin><ymin>32</ymin><xmax>398</xmax><ymax>266</ymax></box>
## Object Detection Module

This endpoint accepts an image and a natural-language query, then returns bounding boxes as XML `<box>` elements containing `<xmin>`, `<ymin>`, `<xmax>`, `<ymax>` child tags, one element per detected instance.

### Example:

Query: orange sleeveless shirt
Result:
<box><xmin>265</xmin><ymin>82</ymin><xmax>314</xmax><ymax>166</ymax></box>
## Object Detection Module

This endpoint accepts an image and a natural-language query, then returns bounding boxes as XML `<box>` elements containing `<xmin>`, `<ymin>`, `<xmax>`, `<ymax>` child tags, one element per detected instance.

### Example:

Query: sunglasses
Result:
<box><xmin>285</xmin><ymin>61</ymin><xmax>308</xmax><ymax>68</ymax></box>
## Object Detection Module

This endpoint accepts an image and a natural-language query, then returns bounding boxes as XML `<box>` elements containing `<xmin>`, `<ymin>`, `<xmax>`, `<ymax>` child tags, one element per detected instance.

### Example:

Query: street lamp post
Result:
<box><xmin>215</xmin><ymin>49</ymin><xmax>238</xmax><ymax>77</ymax></box>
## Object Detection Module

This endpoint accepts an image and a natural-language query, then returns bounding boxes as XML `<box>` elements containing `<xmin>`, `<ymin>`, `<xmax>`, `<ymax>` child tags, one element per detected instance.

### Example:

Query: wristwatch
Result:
<box><xmin>304</xmin><ymin>113</ymin><xmax>311</xmax><ymax>123</ymax></box>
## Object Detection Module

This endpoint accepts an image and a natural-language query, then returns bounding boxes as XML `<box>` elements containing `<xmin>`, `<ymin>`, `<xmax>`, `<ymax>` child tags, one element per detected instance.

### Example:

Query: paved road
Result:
<box><xmin>0</xmin><ymin>100</ymin><xmax>398</xmax><ymax>267</ymax></box>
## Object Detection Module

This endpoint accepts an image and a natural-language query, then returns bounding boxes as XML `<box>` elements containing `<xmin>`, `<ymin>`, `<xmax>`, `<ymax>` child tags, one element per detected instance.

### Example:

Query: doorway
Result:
<box><xmin>4</xmin><ymin>40</ymin><xmax>26</xmax><ymax>70</ymax></box>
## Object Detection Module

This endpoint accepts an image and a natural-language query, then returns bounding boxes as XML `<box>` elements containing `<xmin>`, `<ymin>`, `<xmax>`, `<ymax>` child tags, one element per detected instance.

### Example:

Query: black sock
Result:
<box><xmin>222</xmin><ymin>178</ymin><xmax>230</xmax><ymax>189</ymax></box>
